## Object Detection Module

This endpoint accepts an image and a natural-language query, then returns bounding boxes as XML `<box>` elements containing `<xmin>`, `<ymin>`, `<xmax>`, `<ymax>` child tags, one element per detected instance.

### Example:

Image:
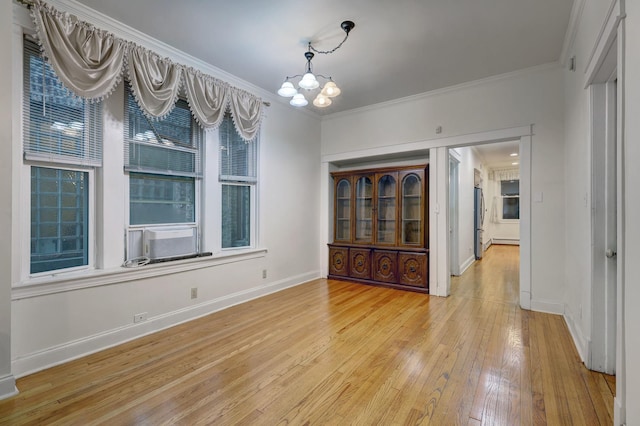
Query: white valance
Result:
<box><xmin>30</xmin><ymin>0</ymin><xmax>264</xmax><ymax>140</ymax></box>
<box><xmin>489</xmin><ymin>167</ymin><xmax>520</xmax><ymax>182</ymax></box>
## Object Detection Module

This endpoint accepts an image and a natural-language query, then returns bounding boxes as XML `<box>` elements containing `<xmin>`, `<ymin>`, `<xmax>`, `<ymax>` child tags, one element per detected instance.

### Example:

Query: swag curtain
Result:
<box><xmin>31</xmin><ymin>0</ymin><xmax>264</xmax><ymax>140</ymax></box>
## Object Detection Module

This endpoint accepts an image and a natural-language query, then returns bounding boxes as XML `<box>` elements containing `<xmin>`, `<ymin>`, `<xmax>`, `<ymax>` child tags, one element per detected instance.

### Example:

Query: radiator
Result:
<box><xmin>143</xmin><ymin>227</ymin><xmax>197</xmax><ymax>261</ymax></box>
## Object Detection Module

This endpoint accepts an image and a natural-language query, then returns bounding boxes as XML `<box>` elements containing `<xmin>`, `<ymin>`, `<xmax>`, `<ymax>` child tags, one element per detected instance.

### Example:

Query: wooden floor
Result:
<box><xmin>0</xmin><ymin>245</ymin><xmax>615</xmax><ymax>425</ymax></box>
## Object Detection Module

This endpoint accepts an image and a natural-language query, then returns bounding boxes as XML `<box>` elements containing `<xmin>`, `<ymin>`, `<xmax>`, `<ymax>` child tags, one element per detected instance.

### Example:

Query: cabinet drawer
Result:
<box><xmin>398</xmin><ymin>252</ymin><xmax>428</xmax><ymax>288</ymax></box>
<box><xmin>350</xmin><ymin>248</ymin><xmax>372</xmax><ymax>280</ymax></box>
<box><xmin>373</xmin><ymin>250</ymin><xmax>397</xmax><ymax>283</ymax></box>
<box><xmin>329</xmin><ymin>247</ymin><xmax>349</xmax><ymax>276</ymax></box>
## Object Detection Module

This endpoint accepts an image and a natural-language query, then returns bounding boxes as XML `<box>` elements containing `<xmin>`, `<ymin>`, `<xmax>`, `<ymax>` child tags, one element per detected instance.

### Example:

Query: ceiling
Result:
<box><xmin>72</xmin><ymin>0</ymin><xmax>574</xmax><ymax>115</ymax></box>
<box><xmin>473</xmin><ymin>140</ymin><xmax>521</xmax><ymax>169</ymax></box>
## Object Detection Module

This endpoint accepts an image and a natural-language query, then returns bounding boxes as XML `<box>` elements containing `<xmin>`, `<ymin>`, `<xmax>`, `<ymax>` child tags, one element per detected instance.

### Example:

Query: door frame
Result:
<box><xmin>449</xmin><ymin>151</ymin><xmax>461</xmax><ymax>276</ymax></box>
<box><xmin>583</xmin><ymin>0</ymin><xmax>625</xmax><ymax>421</ymax></box>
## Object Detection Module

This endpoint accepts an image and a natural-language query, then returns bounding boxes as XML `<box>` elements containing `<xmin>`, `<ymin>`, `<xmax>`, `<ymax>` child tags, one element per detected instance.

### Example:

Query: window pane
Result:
<box><xmin>222</xmin><ymin>185</ymin><xmax>250</xmax><ymax>248</ymax></box>
<box><xmin>219</xmin><ymin>113</ymin><xmax>256</xmax><ymax>180</ymax></box>
<box><xmin>125</xmin><ymin>86</ymin><xmax>200</xmax><ymax>176</ymax></box>
<box><xmin>23</xmin><ymin>39</ymin><xmax>102</xmax><ymax>164</ymax></box>
<box><xmin>503</xmin><ymin>198</ymin><xmax>520</xmax><ymax>219</ymax></box>
<box><xmin>501</xmin><ymin>180</ymin><xmax>519</xmax><ymax>196</ymax></box>
<box><xmin>31</xmin><ymin>167</ymin><xmax>88</xmax><ymax>273</ymax></box>
<box><xmin>130</xmin><ymin>173</ymin><xmax>195</xmax><ymax>225</ymax></box>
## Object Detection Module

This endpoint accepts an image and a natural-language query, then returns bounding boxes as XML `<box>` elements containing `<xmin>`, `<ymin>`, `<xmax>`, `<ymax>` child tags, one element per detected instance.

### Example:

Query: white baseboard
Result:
<box><xmin>12</xmin><ymin>271</ymin><xmax>320</xmax><ymax>378</ymax></box>
<box><xmin>614</xmin><ymin>396</ymin><xmax>624</xmax><ymax>426</ymax></box>
<box><xmin>562</xmin><ymin>306</ymin><xmax>588</xmax><ymax>363</ymax></box>
<box><xmin>459</xmin><ymin>255</ymin><xmax>475</xmax><ymax>275</ymax></box>
<box><xmin>491</xmin><ymin>238</ymin><xmax>520</xmax><ymax>245</ymax></box>
<box><xmin>530</xmin><ymin>298</ymin><xmax>564</xmax><ymax>315</ymax></box>
<box><xmin>0</xmin><ymin>374</ymin><xmax>18</xmax><ymax>401</ymax></box>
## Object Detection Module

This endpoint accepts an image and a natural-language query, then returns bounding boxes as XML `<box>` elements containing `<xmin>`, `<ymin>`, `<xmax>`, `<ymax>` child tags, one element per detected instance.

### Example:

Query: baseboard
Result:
<box><xmin>491</xmin><ymin>238</ymin><xmax>520</xmax><ymax>245</ymax></box>
<box><xmin>0</xmin><ymin>374</ymin><xmax>18</xmax><ymax>400</ymax></box>
<box><xmin>614</xmin><ymin>396</ymin><xmax>624</xmax><ymax>426</ymax></box>
<box><xmin>12</xmin><ymin>271</ymin><xmax>320</xmax><ymax>378</ymax></box>
<box><xmin>530</xmin><ymin>298</ymin><xmax>564</xmax><ymax>315</ymax></box>
<box><xmin>459</xmin><ymin>255</ymin><xmax>475</xmax><ymax>275</ymax></box>
<box><xmin>562</xmin><ymin>306</ymin><xmax>588</xmax><ymax>363</ymax></box>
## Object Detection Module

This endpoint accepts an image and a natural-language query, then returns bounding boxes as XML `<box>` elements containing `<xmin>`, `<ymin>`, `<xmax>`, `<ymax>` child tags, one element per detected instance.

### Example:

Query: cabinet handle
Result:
<box><xmin>382</xmin><ymin>264</ymin><xmax>388</xmax><ymax>270</ymax></box>
<box><xmin>409</xmin><ymin>266</ymin><xmax>416</xmax><ymax>273</ymax></box>
<box><xmin>357</xmin><ymin>260</ymin><xmax>363</xmax><ymax>267</ymax></box>
<box><xmin>336</xmin><ymin>259</ymin><xmax>342</xmax><ymax>265</ymax></box>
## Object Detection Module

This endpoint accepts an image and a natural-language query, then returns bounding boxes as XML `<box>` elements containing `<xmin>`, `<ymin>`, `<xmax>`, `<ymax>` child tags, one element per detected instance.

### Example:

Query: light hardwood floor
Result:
<box><xmin>0</xmin><ymin>245</ymin><xmax>614</xmax><ymax>425</ymax></box>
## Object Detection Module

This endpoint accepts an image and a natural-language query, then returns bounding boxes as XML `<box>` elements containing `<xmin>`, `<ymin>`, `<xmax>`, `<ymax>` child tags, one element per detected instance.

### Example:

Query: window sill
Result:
<box><xmin>12</xmin><ymin>248</ymin><xmax>268</xmax><ymax>301</ymax></box>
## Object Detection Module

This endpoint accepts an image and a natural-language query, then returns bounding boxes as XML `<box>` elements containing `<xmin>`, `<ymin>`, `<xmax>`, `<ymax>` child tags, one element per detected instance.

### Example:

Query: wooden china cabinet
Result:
<box><xmin>328</xmin><ymin>165</ymin><xmax>429</xmax><ymax>293</ymax></box>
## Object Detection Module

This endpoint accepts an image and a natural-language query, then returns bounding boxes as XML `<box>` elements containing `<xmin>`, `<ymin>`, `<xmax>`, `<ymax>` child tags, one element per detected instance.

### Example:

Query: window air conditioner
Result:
<box><xmin>143</xmin><ymin>227</ymin><xmax>197</xmax><ymax>261</ymax></box>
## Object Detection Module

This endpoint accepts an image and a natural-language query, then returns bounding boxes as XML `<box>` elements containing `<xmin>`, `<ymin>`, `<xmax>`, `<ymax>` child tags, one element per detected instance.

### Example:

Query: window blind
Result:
<box><xmin>124</xmin><ymin>84</ymin><xmax>202</xmax><ymax>177</ymax></box>
<box><xmin>23</xmin><ymin>38</ymin><xmax>102</xmax><ymax>167</ymax></box>
<box><xmin>219</xmin><ymin>113</ymin><xmax>257</xmax><ymax>182</ymax></box>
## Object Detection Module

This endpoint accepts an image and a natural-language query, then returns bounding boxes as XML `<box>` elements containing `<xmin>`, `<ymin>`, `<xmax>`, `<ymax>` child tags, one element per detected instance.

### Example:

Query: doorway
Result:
<box><xmin>589</xmin><ymin>71</ymin><xmax>618</xmax><ymax>374</ymax></box>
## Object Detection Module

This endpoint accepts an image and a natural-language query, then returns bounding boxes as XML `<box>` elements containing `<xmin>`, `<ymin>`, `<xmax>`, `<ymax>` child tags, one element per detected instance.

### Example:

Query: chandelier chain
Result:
<box><xmin>309</xmin><ymin>33</ymin><xmax>350</xmax><ymax>55</ymax></box>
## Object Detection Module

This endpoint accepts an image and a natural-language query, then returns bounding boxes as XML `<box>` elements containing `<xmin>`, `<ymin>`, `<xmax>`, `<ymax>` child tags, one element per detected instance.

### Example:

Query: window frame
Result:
<box><xmin>23</xmin><ymin>161</ymin><xmax>96</xmax><ymax>278</ymax></box>
<box><xmin>499</xmin><ymin>179</ymin><xmax>520</xmax><ymax>222</ymax></box>
<box><xmin>21</xmin><ymin>37</ymin><xmax>100</xmax><ymax>278</ymax></box>
<box><xmin>123</xmin><ymin>84</ymin><xmax>204</xmax><ymax>260</ymax></box>
<box><xmin>218</xmin><ymin>114</ymin><xmax>258</xmax><ymax>251</ymax></box>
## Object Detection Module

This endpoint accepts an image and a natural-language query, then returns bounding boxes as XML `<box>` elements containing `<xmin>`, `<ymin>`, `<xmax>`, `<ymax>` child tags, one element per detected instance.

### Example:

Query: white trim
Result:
<box><xmin>519</xmin><ymin>135</ymin><xmax>532</xmax><ymax>310</ymax></box>
<box><xmin>321</xmin><ymin>126</ymin><xmax>532</xmax><ymax>164</ymax></box>
<box><xmin>323</xmin><ymin>63</ymin><xmax>560</xmax><ymax>121</ymax></box>
<box><xmin>564</xmin><ymin>308</ymin><xmax>589</xmax><ymax>362</ymax></box>
<box><xmin>530</xmin><ymin>298</ymin><xmax>564</xmax><ymax>315</ymax></box>
<box><xmin>492</xmin><ymin>239</ymin><xmax>519</xmax><ymax>246</ymax></box>
<box><xmin>0</xmin><ymin>375</ymin><xmax>18</xmax><ymax>401</ymax></box>
<box><xmin>559</xmin><ymin>0</ymin><xmax>586</xmax><ymax>67</ymax></box>
<box><xmin>12</xmin><ymin>248</ymin><xmax>268</xmax><ymax>300</ymax></box>
<box><xmin>583</xmin><ymin>0</ymin><xmax>626</xmax><ymax>88</ymax></box>
<box><xmin>459</xmin><ymin>255</ymin><xmax>475</xmax><ymax>275</ymax></box>
<box><xmin>12</xmin><ymin>270</ymin><xmax>320</xmax><ymax>378</ymax></box>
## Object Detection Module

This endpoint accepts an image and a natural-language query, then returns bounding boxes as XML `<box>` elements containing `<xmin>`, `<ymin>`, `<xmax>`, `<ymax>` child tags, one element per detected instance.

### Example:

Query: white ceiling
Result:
<box><xmin>72</xmin><ymin>0</ymin><xmax>574</xmax><ymax>115</ymax></box>
<box><xmin>473</xmin><ymin>140</ymin><xmax>521</xmax><ymax>169</ymax></box>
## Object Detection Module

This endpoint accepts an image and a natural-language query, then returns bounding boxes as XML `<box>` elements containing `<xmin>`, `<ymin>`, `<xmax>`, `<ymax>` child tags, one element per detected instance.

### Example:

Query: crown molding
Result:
<box><xmin>322</xmin><ymin>62</ymin><xmax>561</xmax><ymax>122</ymax></box>
<box><xmin>559</xmin><ymin>0</ymin><xmax>586</xmax><ymax>67</ymax></box>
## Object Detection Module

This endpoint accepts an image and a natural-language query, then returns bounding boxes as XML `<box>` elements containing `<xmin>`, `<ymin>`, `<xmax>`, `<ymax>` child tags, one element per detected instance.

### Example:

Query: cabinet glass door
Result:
<box><xmin>335</xmin><ymin>178</ymin><xmax>351</xmax><ymax>241</ymax></box>
<box><xmin>376</xmin><ymin>174</ymin><xmax>396</xmax><ymax>244</ymax></box>
<box><xmin>355</xmin><ymin>176</ymin><xmax>373</xmax><ymax>243</ymax></box>
<box><xmin>402</xmin><ymin>173</ymin><xmax>422</xmax><ymax>245</ymax></box>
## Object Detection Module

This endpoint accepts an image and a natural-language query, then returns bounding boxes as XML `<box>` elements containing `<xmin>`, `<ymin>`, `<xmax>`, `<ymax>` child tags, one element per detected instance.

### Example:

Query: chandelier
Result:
<box><xmin>277</xmin><ymin>20</ymin><xmax>355</xmax><ymax>108</ymax></box>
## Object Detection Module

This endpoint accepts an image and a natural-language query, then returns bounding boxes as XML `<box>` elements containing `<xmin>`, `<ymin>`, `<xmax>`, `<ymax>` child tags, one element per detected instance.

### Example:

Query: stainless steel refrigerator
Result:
<box><xmin>474</xmin><ymin>186</ymin><xmax>485</xmax><ymax>259</ymax></box>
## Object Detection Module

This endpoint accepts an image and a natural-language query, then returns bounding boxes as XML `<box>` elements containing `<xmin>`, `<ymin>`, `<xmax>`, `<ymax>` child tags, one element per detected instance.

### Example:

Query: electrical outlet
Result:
<box><xmin>191</xmin><ymin>287</ymin><xmax>198</xmax><ymax>299</ymax></box>
<box><xmin>133</xmin><ymin>312</ymin><xmax>147</xmax><ymax>323</ymax></box>
<box><xmin>262</xmin><ymin>269</ymin><xmax>267</xmax><ymax>279</ymax></box>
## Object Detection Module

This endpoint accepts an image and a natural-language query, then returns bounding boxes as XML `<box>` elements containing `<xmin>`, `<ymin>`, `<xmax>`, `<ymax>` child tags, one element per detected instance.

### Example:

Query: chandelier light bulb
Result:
<box><xmin>313</xmin><ymin>95</ymin><xmax>332</xmax><ymax>108</ymax></box>
<box><xmin>298</xmin><ymin>72</ymin><xmax>319</xmax><ymax>90</ymax></box>
<box><xmin>277</xmin><ymin>81</ymin><xmax>297</xmax><ymax>97</ymax></box>
<box><xmin>321</xmin><ymin>81</ymin><xmax>341</xmax><ymax>98</ymax></box>
<box><xmin>290</xmin><ymin>93</ymin><xmax>308</xmax><ymax>107</ymax></box>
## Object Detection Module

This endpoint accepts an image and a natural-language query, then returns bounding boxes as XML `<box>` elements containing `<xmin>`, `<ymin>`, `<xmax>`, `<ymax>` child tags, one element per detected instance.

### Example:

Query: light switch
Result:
<box><xmin>534</xmin><ymin>192</ymin><xmax>543</xmax><ymax>203</ymax></box>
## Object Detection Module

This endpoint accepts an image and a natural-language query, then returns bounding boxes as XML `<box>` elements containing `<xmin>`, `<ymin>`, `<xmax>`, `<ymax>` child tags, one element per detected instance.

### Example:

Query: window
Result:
<box><xmin>124</xmin><ymin>85</ymin><xmax>202</xmax><ymax>227</ymax></box>
<box><xmin>219</xmin><ymin>113</ymin><xmax>257</xmax><ymax>249</ymax></box>
<box><xmin>500</xmin><ymin>180</ymin><xmax>520</xmax><ymax>220</ymax></box>
<box><xmin>23</xmin><ymin>38</ymin><xmax>101</xmax><ymax>274</ymax></box>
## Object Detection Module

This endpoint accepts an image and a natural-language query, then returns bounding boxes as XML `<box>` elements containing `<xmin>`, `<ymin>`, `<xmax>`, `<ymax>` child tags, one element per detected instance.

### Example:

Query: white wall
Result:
<box><xmin>563</xmin><ymin>0</ymin><xmax>639</xmax><ymax>423</ymax></box>
<box><xmin>450</xmin><ymin>147</ymin><xmax>478</xmax><ymax>272</ymax></box>
<box><xmin>322</xmin><ymin>64</ymin><xmax>565</xmax><ymax>310</ymax></box>
<box><xmin>4</xmin><ymin>3</ymin><xmax>323</xmax><ymax>377</ymax></box>
<box><xmin>0</xmin><ymin>0</ymin><xmax>17</xmax><ymax>399</ymax></box>
<box><xmin>623</xmin><ymin>1</ymin><xmax>640</xmax><ymax>421</ymax></box>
